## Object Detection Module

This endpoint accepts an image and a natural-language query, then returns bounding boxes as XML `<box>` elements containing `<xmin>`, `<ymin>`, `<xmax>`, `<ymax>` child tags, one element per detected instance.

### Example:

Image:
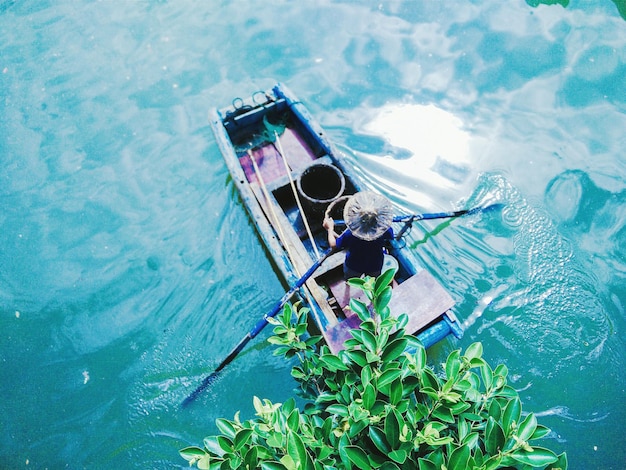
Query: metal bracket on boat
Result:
<box><xmin>224</xmin><ymin>91</ymin><xmax>277</xmax><ymax>124</ymax></box>
<box><xmin>395</xmin><ymin>215</ymin><xmax>416</xmax><ymax>241</ymax></box>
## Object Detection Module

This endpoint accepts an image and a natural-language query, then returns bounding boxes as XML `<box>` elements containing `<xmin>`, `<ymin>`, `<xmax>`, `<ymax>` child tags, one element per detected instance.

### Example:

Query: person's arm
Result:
<box><xmin>323</xmin><ymin>217</ymin><xmax>338</xmax><ymax>249</ymax></box>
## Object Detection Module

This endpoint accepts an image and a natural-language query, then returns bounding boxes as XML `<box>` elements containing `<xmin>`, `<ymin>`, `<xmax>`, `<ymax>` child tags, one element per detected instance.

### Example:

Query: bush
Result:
<box><xmin>181</xmin><ymin>270</ymin><xmax>567</xmax><ymax>470</ymax></box>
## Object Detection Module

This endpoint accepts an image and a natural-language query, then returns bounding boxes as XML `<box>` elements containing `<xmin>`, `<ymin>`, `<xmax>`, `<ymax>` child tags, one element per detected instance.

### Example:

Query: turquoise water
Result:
<box><xmin>1</xmin><ymin>1</ymin><xmax>625</xmax><ymax>468</ymax></box>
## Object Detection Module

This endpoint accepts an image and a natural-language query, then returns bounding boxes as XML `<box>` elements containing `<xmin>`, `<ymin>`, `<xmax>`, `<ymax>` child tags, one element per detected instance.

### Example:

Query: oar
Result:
<box><xmin>392</xmin><ymin>203</ymin><xmax>504</xmax><ymax>223</ymax></box>
<box><xmin>330</xmin><ymin>203</ymin><xmax>504</xmax><ymax>228</ymax></box>
<box><xmin>181</xmin><ymin>202</ymin><xmax>503</xmax><ymax>406</ymax></box>
<box><xmin>181</xmin><ymin>248</ymin><xmax>334</xmax><ymax>407</ymax></box>
<box><xmin>393</xmin><ymin>203</ymin><xmax>504</xmax><ymax>239</ymax></box>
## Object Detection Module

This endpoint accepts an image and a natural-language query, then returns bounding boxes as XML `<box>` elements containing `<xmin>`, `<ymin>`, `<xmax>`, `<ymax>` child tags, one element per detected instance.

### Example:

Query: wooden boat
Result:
<box><xmin>209</xmin><ymin>83</ymin><xmax>462</xmax><ymax>353</ymax></box>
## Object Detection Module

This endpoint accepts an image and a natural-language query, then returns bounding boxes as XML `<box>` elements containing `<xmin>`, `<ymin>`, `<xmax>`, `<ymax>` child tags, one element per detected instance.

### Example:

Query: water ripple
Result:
<box><xmin>467</xmin><ymin>173</ymin><xmax>612</xmax><ymax>371</ymax></box>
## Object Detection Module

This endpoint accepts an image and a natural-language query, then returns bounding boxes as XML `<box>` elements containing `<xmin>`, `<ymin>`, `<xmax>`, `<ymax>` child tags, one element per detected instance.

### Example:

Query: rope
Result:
<box><xmin>273</xmin><ymin>130</ymin><xmax>321</xmax><ymax>259</ymax></box>
<box><xmin>247</xmin><ymin>149</ymin><xmax>319</xmax><ymax>315</ymax></box>
<box><xmin>323</xmin><ymin>195</ymin><xmax>351</xmax><ymax>239</ymax></box>
<box><xmin>247</xmin><ymin>150</ymin><xmax>299</xmax><ymax>270</ymax></box>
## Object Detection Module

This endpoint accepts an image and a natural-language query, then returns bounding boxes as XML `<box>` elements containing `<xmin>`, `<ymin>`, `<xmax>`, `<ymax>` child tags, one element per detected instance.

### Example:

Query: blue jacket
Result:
<box><xmin>336</xmin><ymin>228</ymin><xmax>393</xmax><ymax>275</ymax></box>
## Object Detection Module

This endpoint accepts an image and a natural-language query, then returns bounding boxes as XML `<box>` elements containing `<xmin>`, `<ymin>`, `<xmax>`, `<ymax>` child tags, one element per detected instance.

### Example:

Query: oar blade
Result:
<box><xmin>181</xmin><ymin>371</ymin><xmax>221</xmax><ymax>408</ymax></box>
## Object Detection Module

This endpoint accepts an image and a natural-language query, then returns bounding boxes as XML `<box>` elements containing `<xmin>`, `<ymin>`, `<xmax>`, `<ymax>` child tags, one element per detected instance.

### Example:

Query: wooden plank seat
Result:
<box><xmin>324</xmin><ymin>270</ymin><xmax>455</xmax><ymax>353</ymax></box>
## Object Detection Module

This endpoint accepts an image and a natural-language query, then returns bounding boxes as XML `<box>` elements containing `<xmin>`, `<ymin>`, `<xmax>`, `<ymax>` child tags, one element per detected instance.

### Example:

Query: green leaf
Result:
<box><xmin>420</xmin><ymin>368</ymin><xmax>440</xmax><ymax>390</ymax></box>
<box><xmin>510</xmin><ymin>446</ymin><xmax>558</xmax><ymax>467</ymax></box>
<box><xmin>338</xmin><ymin>433</ymin><xmax>352</xmax><ymax>468</ymax></box>
<box><xmin>374</xmin><ymin>286</ymin><xmax>392</xmax><ymax>313</ymax></box>
<box><xmin>261</xmin><ymin>462</ymin><xmax>288</xmax><ymax>470</ymax></box>
<box><xmin>464</xmin><ymin>342</ymin><xmax>483</xmax><ymax>361</ymax></box>
<box><xmin>366</xmin><ymin>350</ymin><xmax>381</xmax><ymax>364</ymax></box>
<box><xmin>449</xmin><ymin>401</ymin><xmax>471</xmax><ymax>415</ymax></box>
<box><xmin>286</xmin><ymin>409</ymin><xmax>300</xmax><ymax>432</ymax></box>
<box><xmin>233</xmin><ymin>428</ymin><xmax>254</xmax><ymax>451</ymax></box>
<box><xmin>197</xmin><ymin>454</ymin><xmax>215</xmax><ymax>470</ymax></box>
<box><xmin>375</xmin><ymin>268</ymin><xmax>396</xmax><ymax>296</ymax></box>
<box><xmin>462</xmin><ymin>432</ymin><xmax>480</xmax><ymax>449</ymax></box>
<box><xmin>243</xmin><ymin>445</ymin><xmax>259</xmax><ymax>469</ymax></box>
<box><xmin>517</xmin><ymin>412</ymin><xmax>538</xmax><ymax>441</ymax></box>
<box><xmin>360</xmin><ymin>328</ymin><xmax>378</xmax><ymax>353</ymax></box>
<box><xmin>545</xmin><ymin>452</ymin><xmax>568</xmax><ymax>470</ymax></box>
<box><xmin>326</xmin><ymin>404</ymin><xmax>349</xmax><ymax>417</ymax></box>
<box><xmin>388</xmin><ymin>448</ymin><xmax>407</xmax><ymax>464</ymax></box>
<box><xmin>457</xmin><ymin>416</ymin><xmax>470</xmax><ymax>441</ymax></box>
<box><xmin>469</xmin><ymin>357</ymin><xmax>486</xmax><ymax>368</ymax></box>
<box><xmin>283</xmin><ymin>397</ymin><xmax>296</xmax><ymax>414</ymax></box>
<box><xmin>202</xmin><ymin>437</ymin><xmax>224</xmax><ymax>457</ymax></box>
<box><xmin>350</xmin><ymin>298</ymin><xmax>370</xmax><ymax>321</ymax></box>
<box><xmin>286</xmin><ymin>430</ymin><xmax>307</xmax><ymax>468</ymax></box>
<box><xmin>179</xmin><ymin>446</ymin><xmax>207</xmax><ymax>462</ymax></box>
<box><xmin>420</xmin><ymin>387</ymin><xmax>439</xmax><ymax>401</ymax></box>
<box><xmin>217</xmin><ymin>436</ymin><xmax>233</xmax><ymax>453</ymax></box>
<box><xmin>417</xmin><ymin>458</ymin><xmax>438</xmax><ymax>470</ymax></box>
<box><xmin>369</xmin><ymin>426</ymin><xmax>391</xmax><ymax>454</ymax></box>
<box><xmin>361</xmin><ymin>365</ymin><xmax>373</xmax><ymax>386</ymax></box>
<box><xmin>485</xmin><ymin>416</ymin><xmax>505</xmax><ymax>455</ymax></box>
<box><xmin>266</xmin><ymin>431</ymin><xmax>283</xmax><ymax>448</ymax></box>
<box><xmin>396</xmin><ymin>313</ymin><xmax>409</xmax><ymax>330</ymax></box>
<box><xmin>530</xmin><ymin>424</ymin><xmax>551</xmax><ymax>440</ymax></box>
<box><xmin>495</xmin><ymin>385</ymin><xmax>519</xmax><ymax>398</ymax></box>
<box><xmin>384</xmin><ymin>408</ymin><xmax>401</xmax><ymax>448</ymax></box>
<box><xmin>381</xmin><ymin>338</ymin><xmax>408</xmax><ymax>363</ymax></box>
<box><xmin>362</xmin><ymin>383</ymin><xmax>376</xmax><ymax>410</ymax></box>
<box><xmin>320</xmin><ymin>354</ymin><xmax>349</xmax><ymax>371</ymax></box>
<box><xmin>502</xmin><ymin>397</ymin><xmax>522</xmax><ymax>435</ymax></box>
<box><xmin>380</xmin><ymin>462</ymin><xmax>401</xmax><ymax>470</ymax></box>
<box><xmin>482</xmin><ymin>455</ymin><xmax>503</xmax><ymax>470</ymax></box>
<box><xmin>480</xmin><ymin>363</ymin><xmax>494</xmax><ymax>390</ymax></box>
<box><xmin>347</xmin><ymin>277</ymin><xmax>367</xmax><ymax>289</ymax></box>
<box><xmin>414</xmin><ymin>343</ymin><xmax>426</xmax><ymax>372</ymax></box>
<box><xmin>348</xmin><ymin>418</ymin><xmax>369</xmax><ymax>438</ymax></box>
<box><xmin>345</xmin><ymin>445</ymin><xmax>372</xmax><ymax>469</ymax></box>
<box><xmin>494</xmin><ymin>363</ymin><xmax>508</xmax><ymax>378</ymax></box>
<box><xmin>448</xmin><ymin>443</ymin><xmax>470</xmax><ymax>470</ymax></box>
<box><xmin>279</xmin><ymin>455</ymin><xmax>297</xmax><ymax>470</ymax></box>
<box><xmin>461</xmin><ymin>412</ymin><xmax>483</xmax><ymax>422</ymax></box>
<box><xmin>388</xmin><ymin>377</ymin><xmax>403</xmax><ymax>405</ymax></box>
<box><xmin>215</xmin><ymin>418</ymin><xmax>237</xmax><ymax>439</ymax></box>
<box><xmin>378</xmin><ymin>326</ymin><xmax>390</xmax><ymax>348</ymax></box>
<box><xmin>378</xmin><ymin>368</ymin><xmax>402</xmax><ymax>388</ymax></box>
<box><xmin>445</xmin><ymin>349</ymin><xmax>461</xmax><ymax>380</ymax></box>
<box><xmin>488</xmin><ymin>399</ymin><xmax>502</xmax><ymax>421</ymax></box>
<box><xmin>344</xmin><ymin>349</ymin><xmax>367</xmax><ymax>367</ymax></box>
<box><xmin>431</xmin><ymin>405</ymin><xmax>454</xmax><ymax>423</ymax></box>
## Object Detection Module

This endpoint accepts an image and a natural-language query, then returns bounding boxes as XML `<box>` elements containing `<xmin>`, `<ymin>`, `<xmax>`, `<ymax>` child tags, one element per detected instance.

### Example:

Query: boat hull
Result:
<box><xmin>209</xmin><ymin>83</ymin><xmax>462</xmax><ymax>352</ymax></box>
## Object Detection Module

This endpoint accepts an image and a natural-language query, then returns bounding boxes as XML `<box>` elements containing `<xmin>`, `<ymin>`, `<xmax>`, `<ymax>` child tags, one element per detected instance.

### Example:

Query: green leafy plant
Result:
<box><xmin>181</xmin><ymin>270</ymin><xmax>567</xmax><ymax>469</ymax></box>
<box><xmin>526</xmin><ymin>0</ymin><xmax>625</xmax><ymax>21</ymax></box>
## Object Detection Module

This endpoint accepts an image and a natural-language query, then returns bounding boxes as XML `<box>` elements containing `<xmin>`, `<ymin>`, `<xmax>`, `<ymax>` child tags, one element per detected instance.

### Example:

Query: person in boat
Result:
<box><xmin>323</xmin><ymin>191</ymin><xmax>394</xmax><ymax>279</ymax></box>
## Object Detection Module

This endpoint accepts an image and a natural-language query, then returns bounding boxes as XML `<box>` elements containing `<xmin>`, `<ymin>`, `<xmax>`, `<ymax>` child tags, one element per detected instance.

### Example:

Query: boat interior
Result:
<box><xmin>215</xmin><ymin>89</ymin><xmax>459</xmax><ymax>351</ymax></box>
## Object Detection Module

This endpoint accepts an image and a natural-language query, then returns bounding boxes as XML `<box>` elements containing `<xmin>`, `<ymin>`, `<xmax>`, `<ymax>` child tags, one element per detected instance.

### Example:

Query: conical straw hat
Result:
<box><xmin>343</xmin><ymin>191</ymin><xmax>393</xmax><ymax>241</ymax></box>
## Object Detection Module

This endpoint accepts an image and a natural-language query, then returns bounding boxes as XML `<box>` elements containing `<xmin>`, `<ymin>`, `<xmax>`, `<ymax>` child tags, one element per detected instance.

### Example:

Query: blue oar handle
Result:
<box><xmin>332</xmin><ymin>203</ymin><xmax>504</xmax><ymax>225</ymax></box>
